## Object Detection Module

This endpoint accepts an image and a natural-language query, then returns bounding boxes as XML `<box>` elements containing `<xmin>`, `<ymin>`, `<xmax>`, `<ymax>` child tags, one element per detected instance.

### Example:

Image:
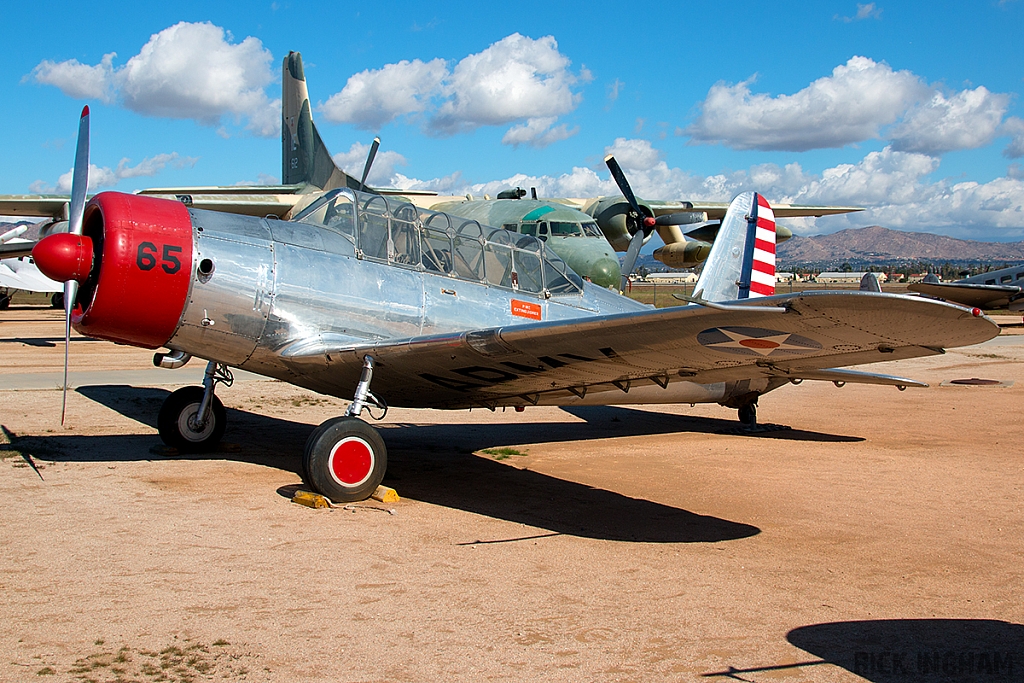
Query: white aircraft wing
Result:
<box><xmin>0</xmin><ymin>256</ymin><xmax>61</xmax><ymax>293</ymax></box>
<box><xmin>284</xmin><ymin>291</ymin><xmax>996</xmax><ymax>409</ymax></box>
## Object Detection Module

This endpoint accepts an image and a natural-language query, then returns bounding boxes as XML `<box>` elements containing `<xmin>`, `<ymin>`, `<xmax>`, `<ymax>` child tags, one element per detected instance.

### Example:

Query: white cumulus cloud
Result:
<box><xmin>501</xmin><ymin>117</ymin><xmax>578</xmax><ymax>148</ymax></box>
<box><xmin>685</xmin><ymin>57</ymin><xmax>928</xmax><ymax>151</ymax></box>
<box><xmin>319</xmin><ymin>33</ymin><xmax>586</xmax><ymax>148</ymax></box>
<box><xmin>320</xmin><ymin>59</ymin><xmax>447</xmax><ymax>129</ymax></box>
<box><xmin>684</xmin><ymin>56</ymin><xmax>1016</xmax><ymax>156</ymax></box>
<box><xmin>889</xmin><ymin>86</ymin><xmax>1010</xmax><ymax>154</ymax></box>
<box><xmin>29</xmin><ymin>53</ymin><xmax>117</xmax><ymax>103</ymax></box>
<box><xmin>29</xmin><ymin>153</ymin><xmax>198</xmax><ymax>193</ymax></box>
<box><xmin>1003</xmin><ymin>117</ymin><xmax>1024</xmax><ymax>159</ymax></box>
<box><xmin>430</xmin><ymin>34</ymin><xmax>582</xmax><ymax>136</ymax></box>
<box><xmin>28</xmin><ymin>22</ymin><xmax>279</xmax><ymax>138</ymax></box>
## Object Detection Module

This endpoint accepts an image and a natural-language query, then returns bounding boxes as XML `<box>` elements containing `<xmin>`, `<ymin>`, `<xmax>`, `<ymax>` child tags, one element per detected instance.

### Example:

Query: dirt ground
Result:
<box><xmin>1</xmin><ymin>305</ymin><xmax>1022</xmax><ymax>682</ymax></box>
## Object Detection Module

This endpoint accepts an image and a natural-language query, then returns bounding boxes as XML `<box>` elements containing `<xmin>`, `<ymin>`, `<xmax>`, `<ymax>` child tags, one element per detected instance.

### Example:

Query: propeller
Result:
<box><xmin>60</xmin><ymin>106</ymin><xmax>90</xmax><ymax>424</ymax></box>
<box><xmin>604</xmin><ymin>155</ymin><xmax>658</xmax><ymax>291</ymax></box>
<box><xmin>359</xmin><ymin>137</ymin><xmax>380</xmax><ymax>191</ymax></box>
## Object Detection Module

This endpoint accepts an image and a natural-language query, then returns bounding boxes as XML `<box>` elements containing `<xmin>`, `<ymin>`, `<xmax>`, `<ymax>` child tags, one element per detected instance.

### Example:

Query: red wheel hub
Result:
<box><xmin>328</xmin><ymin>437</ymin><xmax>374</xmax><ymax>487</ymax></box>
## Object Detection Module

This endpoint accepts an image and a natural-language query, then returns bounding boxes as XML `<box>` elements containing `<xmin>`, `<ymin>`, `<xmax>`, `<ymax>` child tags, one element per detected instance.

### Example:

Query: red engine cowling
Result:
<box><xmin>34</xmin><ymin>192</ymin><xmax>195</xmax><ymax>349</ymax></box>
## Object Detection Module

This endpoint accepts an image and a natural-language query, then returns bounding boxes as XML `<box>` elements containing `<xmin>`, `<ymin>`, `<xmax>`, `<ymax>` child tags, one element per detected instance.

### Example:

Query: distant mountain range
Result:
<box><xmin>776</xmin><ymin>226</ymin><xmax>1024</xmax><ymax>268</ymax></box>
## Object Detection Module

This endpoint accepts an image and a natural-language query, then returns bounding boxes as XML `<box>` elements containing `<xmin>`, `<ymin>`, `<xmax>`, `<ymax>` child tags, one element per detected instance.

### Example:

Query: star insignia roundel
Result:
<box><xmin>697</xmin><ymin>326</ymin><xmax>822</xmax><ymax>357</ymax></box>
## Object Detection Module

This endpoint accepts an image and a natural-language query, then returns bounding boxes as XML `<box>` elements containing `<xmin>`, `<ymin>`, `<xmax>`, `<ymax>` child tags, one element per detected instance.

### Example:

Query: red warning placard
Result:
<box><xmin>511</xmin><ymin>299</ymin><xmax>542</xmax><ymax>320</ymax></box>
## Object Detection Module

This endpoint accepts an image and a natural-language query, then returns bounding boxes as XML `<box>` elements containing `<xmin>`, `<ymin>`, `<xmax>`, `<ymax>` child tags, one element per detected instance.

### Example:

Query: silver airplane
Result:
<box><xmin>30</xmin><ymin>107</ymin><xmax>996</xmax><ymax>504</ymax></box>
<box><xmin>909</xmin><ymin>266</ymin><xmax>1024</xmax><ymax>311</ymax></box>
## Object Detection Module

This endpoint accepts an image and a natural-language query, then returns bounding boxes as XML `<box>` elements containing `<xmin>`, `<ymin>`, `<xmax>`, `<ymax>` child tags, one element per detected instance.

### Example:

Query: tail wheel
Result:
<box><xmin>304</xmin><ymin>417</ymin><xmax>387</xmax><ymax>503</ymax></box>
<box><xmin>157</xmin><ymin>386</ymin><xmax>226</xmax><ymax>452</ymax></box>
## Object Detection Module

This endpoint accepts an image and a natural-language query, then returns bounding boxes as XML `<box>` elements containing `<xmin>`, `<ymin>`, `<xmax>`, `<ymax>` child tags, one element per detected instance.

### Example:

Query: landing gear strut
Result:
<box><xmin>157</xmin><ymin>361</ymin><xmax>232</xmax><ymax>451</ymax></box>
<box><xmin>304</xmin><ymin>356</ymin><xmax>389</xmax><ymax>503</ymax></box>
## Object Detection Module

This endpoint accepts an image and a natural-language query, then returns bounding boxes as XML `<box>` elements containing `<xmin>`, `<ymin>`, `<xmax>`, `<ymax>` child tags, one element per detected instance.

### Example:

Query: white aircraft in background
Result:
<box><xmin>909</xmin><ymin>266</ymin><xmax>1024</xmax><ymax>311</ymax></box>
<box><xmin>0</xmin><ymin>225</ymin><xmax>62</xmax><ymax>309</ymax></box>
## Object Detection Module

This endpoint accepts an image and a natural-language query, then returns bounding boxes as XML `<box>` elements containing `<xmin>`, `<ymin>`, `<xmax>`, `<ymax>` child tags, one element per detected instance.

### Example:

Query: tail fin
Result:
<box><xmin>693</xmin><ymin>192</ymin><xmax>776</xmax><ymax>302</ymax></box>
<box><xmin>282</xmin><ymin>51</ymin><xmax>361</xmax><ymax>192</ymax></box>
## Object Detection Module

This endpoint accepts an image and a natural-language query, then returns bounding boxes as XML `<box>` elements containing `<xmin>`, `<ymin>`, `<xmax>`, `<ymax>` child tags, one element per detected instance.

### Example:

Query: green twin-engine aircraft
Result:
<box><xmin>426</xmin><ymin>195</ymin><xmax>622</xmax><ymax>288</ymax></box>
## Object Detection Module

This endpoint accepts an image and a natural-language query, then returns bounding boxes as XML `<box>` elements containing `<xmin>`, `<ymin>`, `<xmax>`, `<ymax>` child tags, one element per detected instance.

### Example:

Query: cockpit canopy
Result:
<box><xmin>517</xmin><ymin>220</ymin><xmax>603</xmax><ymax>240</ymax></box>
<box><xmin>293</xmin><ymin>189</ymin><xmax>585</xmax><ymax>296</ymax></box>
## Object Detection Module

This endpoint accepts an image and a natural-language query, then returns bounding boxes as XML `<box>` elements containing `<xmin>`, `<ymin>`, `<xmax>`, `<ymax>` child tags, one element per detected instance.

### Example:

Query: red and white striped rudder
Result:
<box><xmin>748</xmin><ymin>193</ymin><xmax>776</xmax><ymax>298</ymax></box>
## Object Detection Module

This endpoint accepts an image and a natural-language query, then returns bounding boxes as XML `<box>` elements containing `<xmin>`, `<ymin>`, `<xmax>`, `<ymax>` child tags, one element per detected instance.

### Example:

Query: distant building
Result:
<box><xmin>816</xmin><ymin>271</ymin><xmax>888</xmax><ymax>284</ymax></box>
<box><xmin>643</xmin><ymin>272</ymin><xmax>698</xmax><ymax>284</ymax></box>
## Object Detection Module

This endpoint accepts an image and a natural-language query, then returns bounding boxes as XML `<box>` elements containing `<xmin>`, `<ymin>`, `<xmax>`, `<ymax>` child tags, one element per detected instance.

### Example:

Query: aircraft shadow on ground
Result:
<box><xmin>559</xmin><ymin>406</ymin><xmax>864</xmax><ymax>443</ymax></box>
<box><xmin>0</xmin><ymin>383</ymin><xmax>839</xmax><ymax>542</ymax></box>
<box><xmin>701</xmin><ymin>619</ymin><xmax>1024</xmax><ymax>681</ymax></box>
<box><xmin>0</xmin><ymin>336</ymin><xmax>103</xmax><ymax>348</ymax></box>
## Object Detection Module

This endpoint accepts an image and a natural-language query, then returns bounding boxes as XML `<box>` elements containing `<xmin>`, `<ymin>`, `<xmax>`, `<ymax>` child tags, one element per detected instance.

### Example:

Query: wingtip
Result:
<box><xmin>81</xmin><ymin>105</ymin><xmax>89</xmax><ymax>118</ymax></box>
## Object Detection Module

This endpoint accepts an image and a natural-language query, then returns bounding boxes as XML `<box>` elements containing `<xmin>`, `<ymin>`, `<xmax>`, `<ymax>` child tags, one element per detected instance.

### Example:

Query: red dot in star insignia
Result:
<box><xmin>739</xmin><ymin>339</ymin><xmax>780</xmax><ymax>349</ymax></box>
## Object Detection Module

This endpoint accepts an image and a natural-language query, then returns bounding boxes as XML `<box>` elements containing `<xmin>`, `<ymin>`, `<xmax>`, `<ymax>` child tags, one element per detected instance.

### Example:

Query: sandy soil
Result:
<box><xmin>1</xmin><ymin>306</ymin><xmax>1022</xmax><ymax>682</ymax></box>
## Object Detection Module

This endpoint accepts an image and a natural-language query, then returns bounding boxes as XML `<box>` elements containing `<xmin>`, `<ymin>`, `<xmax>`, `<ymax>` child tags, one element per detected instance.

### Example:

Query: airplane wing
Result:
<box><xmin>0</xmin><ymin>257</ymin><xmax>61</xmax><ymax>293</ymax></box>
<box><xmin>285</xmin><ymin>291</ymin><xmax>995</xmax><ymax>409</ymax></box>
<box><xmin>907</xmin><ymin>281</ymin><xmax>1021</xmax><ymax>310</ymax></box>
<box><xmin>682</xmin><ymin>201</ymin><xmax>864</xmax><ymax>220</ymax></box>
<box><xmin>0</xmin><ymin>186</ymin><xmax>311</xmax><ymax>222</ymax></box>
<box><xmin>0</xmin><ymin>195</ymin><xmax>70</xmax><ymax>218</ymax></box>
<box><xmin>136</xmin><ymin>185</ymin><xmax>308</xmax><ymax>218</ymax></box>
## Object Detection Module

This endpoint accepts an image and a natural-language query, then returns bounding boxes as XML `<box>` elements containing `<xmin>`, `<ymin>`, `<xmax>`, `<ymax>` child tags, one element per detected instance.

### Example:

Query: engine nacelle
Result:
<box><xmin>652</xmin><ymin>240</ymin><xmax>712</xmax><ymax>269</ymax></box>
<box><xmin>582</xmin><ymin>197</ymin><xmax>654</xmax><ymax>251</ymax></box>
<box><xmin>35</xmin><ymin>192</ymin><xmax>196</xmax><ymax>348</ymax></box>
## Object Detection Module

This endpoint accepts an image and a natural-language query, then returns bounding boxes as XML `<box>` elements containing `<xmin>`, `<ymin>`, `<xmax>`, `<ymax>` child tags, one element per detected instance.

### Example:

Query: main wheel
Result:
<box><xmin>157</xmin><ymin>386</ymin><xmax>227</xmax><ymax>452</ymax></box>
<box><xmin>304</xmin><ymin>417</ymin><xmax>387</xmax><ymax>503</ymax></box>
<box><xmin>50</xmin><ymin>292</ymin><xmax>64</xmax><ymax>309</ymax></box>
<box><xmin>0</xmin><ymin>296</ymin><xmax>10</xmax><ymax>310</ymax></box>
<box><xmin>738</xmin><ymin>402</ymin><xmax>757</xmax><ymax>427</ymax></box>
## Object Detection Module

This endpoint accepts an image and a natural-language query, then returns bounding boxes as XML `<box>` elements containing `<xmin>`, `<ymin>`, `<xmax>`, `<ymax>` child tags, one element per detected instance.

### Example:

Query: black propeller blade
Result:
<box><xmin>359</xmin><ymin>137</ymin><xmax>380</xmax><ymax>191</ymax></box>
<box><xmin>605</xmin><ymin>155</ymin><xmax>657</xmax><ymax>291</ymax></box>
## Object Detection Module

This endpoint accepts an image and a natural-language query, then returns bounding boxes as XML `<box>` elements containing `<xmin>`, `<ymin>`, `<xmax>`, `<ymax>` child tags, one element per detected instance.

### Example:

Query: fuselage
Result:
<box><xmin>425</xmin><ymin>198</ymin><xmax>622</xmax><ymax>289</ymax></box>
<box><xmin>41</xmin><ymin>188</ymin><xmax>776</xmax><ymax>409</ymax></box>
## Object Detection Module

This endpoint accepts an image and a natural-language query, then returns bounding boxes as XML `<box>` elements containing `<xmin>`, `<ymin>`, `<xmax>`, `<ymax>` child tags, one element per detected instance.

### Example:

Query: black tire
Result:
<box><xmin>50</xmin><ymin>292</ymin><xmax>64</xmax><ymax>309</ymax></box>
<box><xmin>738</xmin><ymin>402</ymin><xmax>757</xmax><ymax>427</ymax></box>
<box><xmin>0</xmin><ymin>296</ymin><xmax>10</xmax><ymax>311</ymax></box>
<box><xmin>157</xmin><ymin>386</ymin><xmax>227</xmax><ymax>452</ymax></box>
<box><xmin>304</xmin><ymin>416</ymin><xmax>387</xmax><ymax>503</ymax></box>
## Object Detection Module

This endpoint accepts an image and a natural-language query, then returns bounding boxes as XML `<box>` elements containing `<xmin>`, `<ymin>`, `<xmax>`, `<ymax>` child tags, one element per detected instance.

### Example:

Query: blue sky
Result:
<box><xmin>3</xmin><ymin>0</ymin><xmax>1023</xmax><ymax>241</ymax></box>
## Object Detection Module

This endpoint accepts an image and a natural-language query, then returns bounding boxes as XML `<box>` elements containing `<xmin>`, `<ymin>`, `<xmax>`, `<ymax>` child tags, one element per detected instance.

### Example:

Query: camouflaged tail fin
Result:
<box><xmin>282</xmin><ymin>51</ymin><xmax>360</xmax><ymax>192</ymax></box>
